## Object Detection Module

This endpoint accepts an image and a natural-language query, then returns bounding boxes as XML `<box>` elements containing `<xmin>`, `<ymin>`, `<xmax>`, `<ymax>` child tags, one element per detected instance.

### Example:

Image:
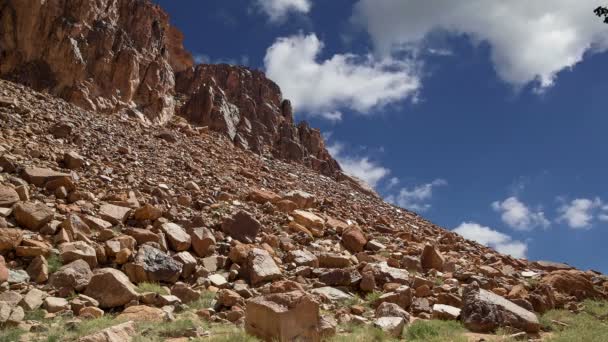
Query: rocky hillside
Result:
<box><xmin>0</xmin><ymin>79</ymin><xmax>605</xmax><ymax>340</ymax></box>
<box><xmin>0</xmin><ymin>0</ymin><xmax>339</xmax><ymax>177</ymax></box>
<box><xmin>0</xmin><ymin>0</ymin><xmax>606</xmax><ymax>341</ymax></box>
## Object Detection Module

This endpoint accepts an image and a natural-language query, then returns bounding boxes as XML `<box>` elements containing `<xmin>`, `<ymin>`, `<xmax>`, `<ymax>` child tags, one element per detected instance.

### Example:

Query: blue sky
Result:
<box><xmin>155</xmin><ymin>0</ymin><xmax>608</xmax><ymax>273</ymax></box>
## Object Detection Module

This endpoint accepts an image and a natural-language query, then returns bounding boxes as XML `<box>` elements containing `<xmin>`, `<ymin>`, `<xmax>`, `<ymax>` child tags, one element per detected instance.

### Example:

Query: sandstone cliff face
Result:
<box><xmin>175</xmin><ymin>64</ymin><xmax>340</xmax><ymax>176</ymax></box>
<box><xmin>0</xmin><ymin>0</ymin><xmax>189</xmax><ymax>123</ymax></box>
<box><xmin>0</xmin><ymin>0</ymin><xmax>340</xmax><ymax>176</ymax></box>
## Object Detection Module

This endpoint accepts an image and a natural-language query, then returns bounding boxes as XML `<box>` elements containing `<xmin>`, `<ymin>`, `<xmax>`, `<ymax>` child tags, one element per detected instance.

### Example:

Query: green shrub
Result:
<box><xmin>0</xmin><ymin>328</ymin><xmax>24</xmax><ymax>342</ymax></box>
<box><xmin>135</xmin><ymin>282</ymin><xmax>168</xmax><ymax>295</ymax></box>
<box><xmin>405</xmin><ymin>320</ymin><xmax>467</xmax><ymax>342</ymax></box>
<box><xmin>47</xmin><ymin>254</ymin><xmax>63</xmax><ymax>274</ymax></box>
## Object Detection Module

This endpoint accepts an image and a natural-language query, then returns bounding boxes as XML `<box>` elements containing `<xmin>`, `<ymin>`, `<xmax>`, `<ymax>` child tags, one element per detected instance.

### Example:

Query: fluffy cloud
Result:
<box><xmin>492</xmin><ymin>197</ymin><xmax>550</xmax><ymax>231</ymax></box>
<box><xmin>327</xmin><ymin>142</ymin><xmax>390</xmax><ymax>188</ymax></box>
<box><xmin>264</xmin><ymin>33</ymin><xmax>420</xmax><ymax>117</ymax></box>
<box><xmin>557</xmin><ymin>197</ymin><xmax>602</xmax><ymax>229</ymax></box>
<box><xmin>386</xmin><ymin>179</ymin><xmax>447</xmax><ymax>212</ymax></box>
<box><xmin>256</xmin><ymin>0</ymin><xmax>311</xmax><ymax>22</ymax></box>
<box><xmin>353</xmin><ymin>0</ymin><xmax>608</xmax><ymax>89</ymax></box>
<box><xmin>453</xmin><ymin>222</ymin><xmax>527</xmax><ymax>258</ymax></box>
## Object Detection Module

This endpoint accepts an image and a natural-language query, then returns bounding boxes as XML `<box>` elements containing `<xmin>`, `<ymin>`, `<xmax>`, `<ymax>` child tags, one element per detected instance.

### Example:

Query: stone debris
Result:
<box><xmin>0</xmin><ymin>1</ymin><xmax>603</xmax><ymax>341</ymax></box>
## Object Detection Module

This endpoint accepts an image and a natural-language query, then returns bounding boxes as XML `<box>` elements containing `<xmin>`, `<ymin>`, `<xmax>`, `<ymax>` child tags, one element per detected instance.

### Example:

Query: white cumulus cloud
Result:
<box><xmin>328</xmin><ymin>142</ymin><xmax>390</xmax><ymax>188</ymax></box>
<box><xmin>386</xmin><ymin>179</ymin><xmax>447</xmax><ymax>212</ymax></box>
<box><xmin>453</xmin><ymin>222</ymin><xmax>528</xmax><ymax>259</ymax></box>
<box><xmin>264</xmin><ymin>33</ymin><xmax>420</xmax><ymax>118</ymax></box>
<box><xmin>353</xmin><ymin>0</ymin><xmax>608</xmax><ymax>89</ymax></box>
<box><xmin>256</xmin><ymin>0</ymin><xmax>311</xmax><ymax>22</ymax></box>
<box><xmin>557</xmin><ymin>197</ymin><xmax>603</xmax><ymax>229</ymax></box>
<box><xmin>492</xmin><ymin>197</ymin><xmax>550</xmax><ymax>231</ymax></box>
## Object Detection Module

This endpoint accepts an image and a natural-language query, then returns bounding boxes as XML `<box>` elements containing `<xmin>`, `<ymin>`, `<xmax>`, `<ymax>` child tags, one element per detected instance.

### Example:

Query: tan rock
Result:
<box><xmin>84</xmin><ymin>268</ymin><xmax>138</xmax><ymax>309</ymax></box>
<box><xmin>116</xmin><ymin>305</ymin><xmax>166</xmax><ymax>322</ymax></box>
<box><xmin>222</xmin><ymin>211</ymin><xmax>261</xmax><ymax>244</ymax></box>
<box><xmin>133</xmin><ymin>204</ymin><xmax>162</xmax><ymax>221</ymax></box>
<box><xmin>282</xmin><ymin>190</ymin><xmax>315</xmax><ymax>209</ymax></box>
<box><xmin>27</xmin><ymin>255</ymin><xmax>49</xmax><ymax>284</ymax></box>
<box><xmin>79</xmin><ymin>307</ymin><xmax>105</xmax><ymax>319</ymax></box>
<box><xmin>22</xmin><ymin>167</ymin><xmax>71</xmax><ymax>187</ymax></box>
<box><xmin>0</xmin><ymin>228</ymin><xmax>23</xmax><ymax>252</ymax></box>
<box><xmin>99</xmin><ymin>204</ymin><xmax>131</xmax><ymax>225</ymax></box>
<box><xmin>64</xmin><ymin>151</ymin><xmax>86</xmax><ymax>170</ymax></box>
<box><xmin>0</xmin><ymin>185</ymin><xmax>19</xmax><ymax>207</ymax></box>
<box><xmin>190</xmin><ymin>227</ymin><xmax>216</xmax><ymax>257</ymax></box>
<box><xmin>160</xmin><ymin>222</ymin><xmax>191</xmax><ymax>252</ymax></box>
<box><xmin>248</xmin><ymin>189</ymin><xmax>281</xmax><ymax>204</ymax></box>
<box><xmin>421</xmin><ymin>244</ymin><xmax>444</xmax><ymax>271</ymax></box>
<box><xmin>14</xmin><ymin>202</ymin><xmax>54</xmax><ymax>231</ymax></box>
<box><xmin>78</xmin><ymin>321</ymin><xmax>137</xmax><ymax>342</ymax></box>
<box><xmin>60</xmin><ymin>241</ymin><xmax>98</xmax><ymax>268</ymax></box>
<box><xmin>245</xmin><ymin>291</ymin><xmax>320</xmax><ymax>342</ymax></box>
<box><xmin>50</xmin><ymin>260</ymin><xmax>93</xmax><ymax>294</ymax></box>
<box><xmin>341</xmin><ymin>228</ymin><xmax>367</xmax><ymax>253</ymax></box>
<box><xmin>247</xmin><ymin>248</ymin><xmax>282</xmax><ymax>286</ymax></box>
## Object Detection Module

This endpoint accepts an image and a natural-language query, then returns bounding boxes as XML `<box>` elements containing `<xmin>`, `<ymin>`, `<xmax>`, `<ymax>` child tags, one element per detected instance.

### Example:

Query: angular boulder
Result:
<box><xmin>84</xmin><ymin>268</ymin><xmax>138</xmax><ymax>308</ymax></box>
<box><xmin>160</xmin><ymin>222</ymin><xmax>191</xmax><ymax>252</ymax></box>
<box><xmin>0</xmin><ymin>228</ymin><xmax>23</xmax><ymax>252</ymax></box>
<box><xmin>421</xmin><ymin>244</ymin><xmax>444</xmax><ymax>271</ymax></box>
<box><xmin>461</xmin><ymin>282</ymin><xmax>540</xmax><ymax>333</ymax></box>
<box><xmin>14</xmin><ymin>202</ymin><xmax>54</xmax><ymax>231</ymax></box>
<box><xmin>247</xmin><ymin>248</ymin><xmax>282</xmax><ymax>286</ymax></box>
<box><xmin>341</xmin><ymin>228</ymin><xmax>367</xmax><ymax>253</ymax></box>
<box><xmin>222</xmin><ymin>211</ymin><xmax>261</xmax><ymax>243</ymax></box>
<box><xmin>0</xmin><ymin>185</ymin><xmax>19</xmax><ymax>207</ymax></box>
<box><xmin>245</xmin><ymin>291</ymin><xmax>320</xmax><ymax>342</ymax></box>
<box><xmin>124</xmin><ymin>245</ymin><xmax>183</xmax><ymax>284</ymax></box>
<box><xmin>78</xmin><ymin>321</ymin><xmax>137</xmax><ymax>342</ymax></box>
<box><xmin>50</xmin><ymin>259</ymin><xmax>93</xmax><ymax>294</ymax></box>
<box><xmin>190</xmin><ymin>227</ymin><xmax>216</xmax><ymax>257</ymax></box>
<box><xmin>60</xmin><ymin>241</ymin><xmax>98</xmax><ymax>268</ymax></box>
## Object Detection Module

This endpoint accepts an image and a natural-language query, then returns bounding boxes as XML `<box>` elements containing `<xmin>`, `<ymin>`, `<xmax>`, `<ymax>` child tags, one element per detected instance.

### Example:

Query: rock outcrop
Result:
<box><xmin>0</xmin><ymin>0</ymin><xmax>340</xmax><ymax>176</ymax></box>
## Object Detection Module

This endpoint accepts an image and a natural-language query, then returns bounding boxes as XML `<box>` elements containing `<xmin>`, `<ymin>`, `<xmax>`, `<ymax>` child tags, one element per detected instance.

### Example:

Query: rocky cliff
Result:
<box><xmin>0</xmin><ymin>0</ymin><xmax>340</xmax><ymax>177</ymax></box>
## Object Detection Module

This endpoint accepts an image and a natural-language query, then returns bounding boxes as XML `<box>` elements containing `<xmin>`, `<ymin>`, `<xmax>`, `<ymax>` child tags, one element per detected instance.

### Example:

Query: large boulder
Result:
<box><xmin>222</xmin><ymin>211</ymin><xmax>261</xmax><ymax>243</ymax></box>
<box><xmin>49</xmin><ymin>260</ymin><xmax>93</xmax><ymax>294</ymax></box>
<box><xmin>0</xmin><ymin>228</ymin><xmax>23</xmax><ymax>252</ymax></box>
<box><xmin>124</xmin><ymin>245</ymin><xmax>183</xmax><ymax>284</ymax></box>
<box><xmin>22</xmin><ymin>167</ymin><xmax>71</xmax><ymax>187</ymax></box>
<box><xmin>14</xmin><ymin>202</ymin><xmax>54</xmax><ymax>231</ymax></box>
<box><xmin>341</xmin><ymin>228</ymin><xmax>367</xmax><ymax>253</ymax></box>
<box><xmin>78</xmin><ymin>321</ymin><xmax>137</xmax><ymax>342</ymax></box>
<box><xmin>461</xmin><ymin>282</ymin><xmax>540</xmax><ymax>333</ymax></box>
<box><xmin>247</xmin><ymin>248</ymin><xmax>282</xmax><ymax>286</ymax></box>
<box><xmin>0</xmin><ymin>185</ymin><xmax>20</xmax><ymax>207</ymax></box>
<box><xmin>84</xmin><ymin>269</ymin><xmax>138</xmax><ymax>308</ymax></box>
<box><xmin>421</xmin><ymin>244</ymin><xmax>444</xmax><ymax>271</ymax></box>
<box><xmin>160</xmin><ymin>222</ymin><xmax>191</xmax><ymax>252</ymax></box>
<box><xmin>190</xmin><ymin>227</ymin><xmax>216</xmax><ymax>257</ymax></box>
<box><xmin>540</xmin><ymin>270</ymin><xmax>605</xmax><ymax>301</ymax></box>
<box><xmin>60</xmin><ymin>241</ymin><xmax>98</xmax><ymax>268</ymax></box>
<box><xmin>245</xmin><ymin>291</ymin><xmax>320</xmax><ymax>342</ymax></box>
<box><xmin>361</xmin><ymin>262</ymin><xmax>409</xmax><ymax>286</ymax></box>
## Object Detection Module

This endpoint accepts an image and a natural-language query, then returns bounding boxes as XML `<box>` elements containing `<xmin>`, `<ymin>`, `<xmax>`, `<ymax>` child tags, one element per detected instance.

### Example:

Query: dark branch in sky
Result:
<box><xmin>595</xmin><ymin>6</ymin><xmax>608</xmax><ymax>23</ymax></box>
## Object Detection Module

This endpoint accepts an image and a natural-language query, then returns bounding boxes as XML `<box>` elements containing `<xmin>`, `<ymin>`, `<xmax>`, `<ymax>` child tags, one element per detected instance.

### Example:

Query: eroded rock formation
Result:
<box><xmin>0</xmin><ymin>0</ymin><xmax>340</xmax><ymax>176</ymax></box>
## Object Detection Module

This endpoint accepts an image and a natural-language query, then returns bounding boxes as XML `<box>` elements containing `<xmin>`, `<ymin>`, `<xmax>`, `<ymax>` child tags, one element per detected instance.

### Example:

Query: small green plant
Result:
<box><xmin>0</xmin><ymin>328</ymin><xmax>24</xmax><ymax>342</ymax></box>
<box><xmin>196</xmin><ymin>325</ymin><xmax>261</xmax><ymax>342</ymax></box>
<box><xmin>137</xmin><ymin>318</ymin><xmax>197</xmax><ymax>339</ymax></box>
<box><xmin>338</xmin><ymin>295</ymin><xmax>362</xmax><ymax>309</ymax></box>
<box><xmin>47</xmin><ymin>253</ymin><xmax>63</xmax><ymax>274</ymax></box>
<box><xmin>135</xmin><ymin>282</ymin><xmax>169</xmax><ymax>295</ymax></box>
<box><xmin>188</xmin><ymin>291</ymin><xmax>216</xmax><ymax>310</ymax></box>
<box><xmin>541</xmin><ymin>300</ymin><xmax>608</xmax><ymax>342</ymax></box>
<box><xmin>25</xmin><ymin>308</ymin><xmax>46</xmax><ymax>321</ymax></box>
<box><xmin>405</xmin><ymin>320</ymin><xmax>467</xmax><ymax>342</ymax></box>
<box><xmin>365</xmin><ymin>291</ymin><xmax>382</xmax><ymax>305</ymax></box>
<box><xmin>329</xmin><ymin>323</ymin><xmax>394</xmax><ymax>342</ymax></box>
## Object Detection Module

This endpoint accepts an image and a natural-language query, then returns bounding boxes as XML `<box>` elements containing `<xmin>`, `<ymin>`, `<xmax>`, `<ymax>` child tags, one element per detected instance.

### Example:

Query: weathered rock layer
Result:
<box><xmin>0</xmin><ymin>0</ymin><xmax>340</xmax><ymax>176</ymax></box>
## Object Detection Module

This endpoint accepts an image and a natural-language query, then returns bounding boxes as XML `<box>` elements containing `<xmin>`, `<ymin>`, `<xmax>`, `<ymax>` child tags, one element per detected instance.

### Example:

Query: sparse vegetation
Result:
<box><xmin>24</xmin><ymin>308</ymin><xmax>46</xmax><ymax>321</ymax></box>
<box><xmin>47</xmin><ymin>253</ymin><xmax>63</xmax><ymax>274</ymax></box>
<box><xmin>136</xmin><ymin>318</ymin><xmax>197</xmax><ymax>340</ymax></box>
<box><xmin>0</xmin><ymin>328</ymin><xmax>25</xmax><ymax>342</ymax></box>
<box><xmin>135</xmin><ymin>282</ymin><xmax>169</xmax><ymax>295</ymax></box>
<box><xmin>188</xmin><ymin>290</ymin><xmax>217</xmax><ymax>310</ymax></box>
<box><xmin>365</xmin><ymin>291</ymin><xmax>382</xmax><ymax>305</ymax></box>
<box><xmin>329</xmin><ymin>323</ymin><xmax>396</xmax><ymax>342</ymax></box>
<box><xmin>405</xmin><ymin>319</ymin><xmax>467</xmax><ymax>342</ymax></box>
<box><xmin>542</xmin><ymin>300</ymin><xmax>608</xmax><ymax>342</ymax></box>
